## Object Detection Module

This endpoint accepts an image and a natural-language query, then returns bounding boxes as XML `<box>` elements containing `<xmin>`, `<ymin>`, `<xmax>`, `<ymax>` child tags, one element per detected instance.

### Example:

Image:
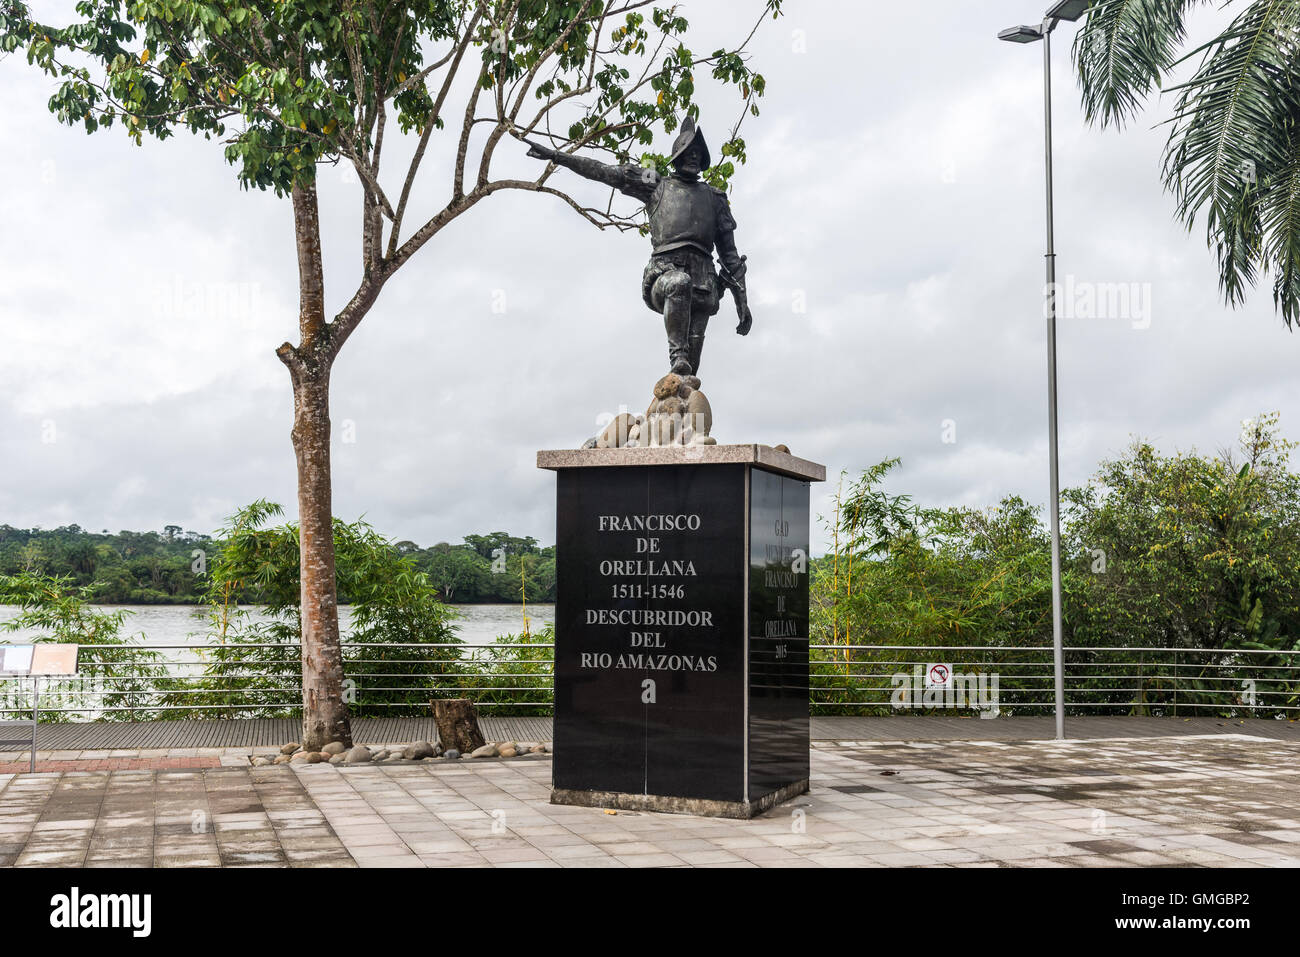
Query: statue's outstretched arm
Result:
<box><xmin>526</xmin><ymin>140</ymin><xmax>657</xmax><ymax>203</ymax></box>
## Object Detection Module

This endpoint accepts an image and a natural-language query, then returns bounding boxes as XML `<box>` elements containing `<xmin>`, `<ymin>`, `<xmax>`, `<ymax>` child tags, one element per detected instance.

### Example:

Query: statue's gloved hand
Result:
<box><xmin>525</xmin><ymin>139</ymin><xmax>558</xmax><ymax>161</ymax></box>
<box><xmin>735</xmin><ymin>304</ymin><xmax>753</xmax><ymax>336</ymax></box>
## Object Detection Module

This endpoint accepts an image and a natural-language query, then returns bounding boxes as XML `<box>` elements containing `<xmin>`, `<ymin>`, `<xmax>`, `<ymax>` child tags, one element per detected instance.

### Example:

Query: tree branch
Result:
<box><xmin>484</xmin><ymin>178</ymin><xmax>641</xmax><ymax>231</ymax></box>
<box><xmin>386</xmin><ymin>3</ymin><xmax>485</xmax><ymax>259</ymax></box>
<box><xmin>476</xmin><ymin>0</ymin><xmax>597</xmax><ymax>189</ymax></box>
<box><xmin>453</xmin><ymin>67</ymin><xmax>488</xmax><ymax>200</ymax></box>
<box><xmin>388</xmin><ymin>191</ymin><xmax>486</xmax><ymax>276</ymax></box>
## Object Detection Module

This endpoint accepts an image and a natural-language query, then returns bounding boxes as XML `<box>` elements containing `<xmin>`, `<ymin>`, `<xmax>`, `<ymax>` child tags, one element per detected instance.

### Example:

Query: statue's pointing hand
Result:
<box><xmin>525</xmin><ymin>139</ymin><xmax>558</xmax><ymax>161</ymax></box>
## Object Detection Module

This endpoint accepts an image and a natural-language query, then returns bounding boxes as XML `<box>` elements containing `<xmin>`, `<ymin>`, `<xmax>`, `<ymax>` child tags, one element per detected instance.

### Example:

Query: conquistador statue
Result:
<box><xmin>527</xmin><ymin>116</ymin><xmax>753</xmax><ymax>376</ymax></box>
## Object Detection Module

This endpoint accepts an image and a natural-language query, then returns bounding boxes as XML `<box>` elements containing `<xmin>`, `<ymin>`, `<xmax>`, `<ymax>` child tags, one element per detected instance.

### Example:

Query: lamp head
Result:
<box><xmin>1047</xmin><ymin>0</ymin><xmax>1093</xmax><ymax>21</ymax></box>
<box><xmin>998</xmin><ymin>24</ymin><xmax>1043</xmax><ymax>43</ymax></box>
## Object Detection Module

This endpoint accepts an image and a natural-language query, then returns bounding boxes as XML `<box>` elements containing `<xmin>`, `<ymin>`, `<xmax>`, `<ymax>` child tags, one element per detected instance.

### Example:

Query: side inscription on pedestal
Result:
<box><xmin>748</xmin><ymin>469</ymin><xmax>812</xmax><ymax>799</ymax></box>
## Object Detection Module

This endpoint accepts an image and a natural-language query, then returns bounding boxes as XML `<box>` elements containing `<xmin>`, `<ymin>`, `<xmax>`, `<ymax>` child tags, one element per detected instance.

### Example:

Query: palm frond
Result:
<box><xmin>1073</xmin><ymin>0</ymin><xmax>1209</xmax><ymax>128</ymax></box>
<box><xmin>1161</xmin><ymin>0</ymin><xmax>1300</xmax><ymax>311</ymax></box>
<box><xmin>1212</xmin><ymin>176</ymin><xmax>1263</xmax><ymax>308</ymax></box>
<box><xmin>1256</xmin><ymin>80</ymin><xmax>1300</xmax><ymax>326</ymax></box>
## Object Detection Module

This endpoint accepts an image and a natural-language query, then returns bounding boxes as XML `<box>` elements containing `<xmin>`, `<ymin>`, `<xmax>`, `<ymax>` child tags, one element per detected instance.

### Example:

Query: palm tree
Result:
<box><xmin>1073</xmin><ymin>1</ymin><xmax>1300</xmax><ymax>326</ymax></box>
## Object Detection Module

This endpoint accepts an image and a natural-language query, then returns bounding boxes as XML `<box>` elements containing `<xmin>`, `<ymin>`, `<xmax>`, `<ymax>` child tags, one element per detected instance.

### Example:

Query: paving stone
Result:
<box><xmin>2</xmin><ymin>735</ymin><xmax>1298</xmax><ymax>869</ymax></box>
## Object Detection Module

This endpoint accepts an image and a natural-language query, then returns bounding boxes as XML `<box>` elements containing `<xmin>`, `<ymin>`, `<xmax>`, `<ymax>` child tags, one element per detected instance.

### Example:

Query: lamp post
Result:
<box><xmin>998</xmin><ymin>0</ymin><xmax>1092</xmax><ymax>742</ymax></box>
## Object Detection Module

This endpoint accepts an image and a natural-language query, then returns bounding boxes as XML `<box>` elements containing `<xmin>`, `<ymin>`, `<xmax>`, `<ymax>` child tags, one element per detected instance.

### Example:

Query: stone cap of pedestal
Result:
<box><xmin>536</xmin><ymin>444</ymin><xmax>826</xmax><ymax>482</ymax></box>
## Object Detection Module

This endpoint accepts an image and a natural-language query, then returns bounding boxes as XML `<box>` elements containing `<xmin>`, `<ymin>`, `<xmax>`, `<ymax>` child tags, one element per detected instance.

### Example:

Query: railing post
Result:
<box><xmin>30</xmin><ymin>675</ymin><xmax>39</xmax><ymax>775</ymax></box>
<box><xmin>1172</xmin><ymin>649</ymin><xmax>1178</xmax><ymax>718</ymax></box>
<box><xmin>1138</xmin><ymin>651</ymin><xmax>1145</xmax><ymax>715</ymax></box>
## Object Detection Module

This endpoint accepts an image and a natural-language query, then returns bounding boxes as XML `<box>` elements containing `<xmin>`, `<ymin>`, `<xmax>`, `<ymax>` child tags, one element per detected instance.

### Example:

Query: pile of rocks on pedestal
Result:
<box><xmin>249</xmin><ymin>740</ymin><xmax>549</xmax><ymax>767</ymax></box>
<box><xmin>583</xmin><ymin>373</ymin><xmax>717</xmax><ymax>450</ymax></box>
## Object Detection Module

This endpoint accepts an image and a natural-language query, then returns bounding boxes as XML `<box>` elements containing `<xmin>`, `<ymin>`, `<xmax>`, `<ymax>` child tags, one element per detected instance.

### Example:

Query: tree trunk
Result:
<box><xmin>292</xmin><ymin>363</ymin><xmax>353</xmax><ymax>750</ymax></box>
<box><xmin>282</xmin><ymin>179</ymin><xmax>352</xmax><ymax>752</ymax></box>
<box><xmin>432</xmin><ymin>698</ymin><xmax>486</xmax><ymax>753</ymax></box>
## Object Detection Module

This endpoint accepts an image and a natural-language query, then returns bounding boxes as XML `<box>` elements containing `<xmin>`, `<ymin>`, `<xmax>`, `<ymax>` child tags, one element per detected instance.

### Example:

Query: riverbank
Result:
<box><xmin>0</xmin><ymin>603</ymin><xmax>555</xmax><ymax>648</ymax></box>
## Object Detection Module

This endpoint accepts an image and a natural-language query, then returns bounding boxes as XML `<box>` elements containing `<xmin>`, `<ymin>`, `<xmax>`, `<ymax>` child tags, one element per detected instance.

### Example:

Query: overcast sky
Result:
<box><xmin>2</xmin><ymin>1</ymin><xmax>1295</xmax><ymax>554</ymax></box>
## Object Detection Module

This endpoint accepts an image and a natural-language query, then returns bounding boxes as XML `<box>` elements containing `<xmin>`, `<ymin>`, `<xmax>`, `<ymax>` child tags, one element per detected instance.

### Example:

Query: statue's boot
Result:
<box><xmin>678</xmin><ymin>337</ymin><xmax>700</xmax><ymax>377</ymax></box>
<box><xmin>661</xmin><ymin>273</ymin><xmax>694</xmax><ymax>375</ymax></box>
<box><xmin>686</xmin><ymin>312</ymin><xmax>709</xmax><ymax>375</ymax></box>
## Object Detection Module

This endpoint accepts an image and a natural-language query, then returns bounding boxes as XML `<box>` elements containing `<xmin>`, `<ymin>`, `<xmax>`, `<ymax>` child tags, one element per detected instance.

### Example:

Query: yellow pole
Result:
<box><xmin>520</xmin><ymin>557</ymin><xmax>530</xmax><ymax>637</ymax></box>
<box><xmin>832</xmin><ymin>480</ymin><xmax>841</xmax><ymax>649</ymax></box>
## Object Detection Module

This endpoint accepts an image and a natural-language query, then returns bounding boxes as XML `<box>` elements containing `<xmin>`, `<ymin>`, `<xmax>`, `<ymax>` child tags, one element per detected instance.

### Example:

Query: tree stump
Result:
<box><xmin>432</xmin><ymin>698</ymin><xmax>486</xmax><ymax>753</ymax></box>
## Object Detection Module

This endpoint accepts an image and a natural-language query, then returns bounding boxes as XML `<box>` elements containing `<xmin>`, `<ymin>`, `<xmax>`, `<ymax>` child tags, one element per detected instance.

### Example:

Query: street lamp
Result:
<box><xmin>999</xmin><ymin>0</ymin><xmax>1092</xmax><ymax>742</ymax></box>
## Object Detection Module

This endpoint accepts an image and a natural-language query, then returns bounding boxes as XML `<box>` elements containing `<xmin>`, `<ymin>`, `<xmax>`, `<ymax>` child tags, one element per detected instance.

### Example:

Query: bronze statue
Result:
<box><xmin>527</xmin><ymin>117</ymin><xmax>752</xmax><ymax>376</ymax></box>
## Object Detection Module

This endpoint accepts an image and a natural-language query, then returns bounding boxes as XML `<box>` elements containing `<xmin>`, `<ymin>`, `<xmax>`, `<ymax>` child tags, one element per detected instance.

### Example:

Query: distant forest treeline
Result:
<box><xmin>0</xmin><ymin>524</ymin><xmax>556</xmax><ymax>605</ymax></box>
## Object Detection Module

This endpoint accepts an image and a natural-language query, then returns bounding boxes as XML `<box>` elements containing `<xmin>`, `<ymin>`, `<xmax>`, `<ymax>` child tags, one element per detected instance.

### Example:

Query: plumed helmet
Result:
<box><xmin>668</xmin><ymin>116</ymin><xmax>711</xmax><ymax>170</ymax></box>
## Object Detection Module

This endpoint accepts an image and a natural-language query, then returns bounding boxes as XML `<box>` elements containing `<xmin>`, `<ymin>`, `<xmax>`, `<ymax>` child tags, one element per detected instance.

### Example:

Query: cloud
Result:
<box><xmin>1</xmin><ymin>1</ymin><xmax>1294</xmax><ymax>554</ymax></box>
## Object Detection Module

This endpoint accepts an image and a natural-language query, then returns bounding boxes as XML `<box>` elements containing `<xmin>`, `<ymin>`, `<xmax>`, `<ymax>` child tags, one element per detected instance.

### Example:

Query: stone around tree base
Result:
<box><xmin>550</xmin><ymin>779</ymin><xmax>808</xmax><ymax>820</ymax></box>
<box><xmin>251</xmin><ymin>741</ymin><xmax>543</xmax><ymax>768</ymax></box>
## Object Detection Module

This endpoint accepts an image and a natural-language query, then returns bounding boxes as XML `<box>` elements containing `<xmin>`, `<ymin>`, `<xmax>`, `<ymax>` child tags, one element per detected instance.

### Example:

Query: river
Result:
<box><xmin>0</xmin><ymin>603</ymin><xmax>554</xmax><ymax>648</ymax></box>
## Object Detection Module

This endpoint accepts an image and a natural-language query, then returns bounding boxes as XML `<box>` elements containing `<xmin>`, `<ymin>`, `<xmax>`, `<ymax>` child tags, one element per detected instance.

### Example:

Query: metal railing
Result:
<box><xmin>0</xmin><ymin>641</ymin><xmax>1296</xmax><ymax>719</ymax></box>
<box><xmin>808</xmin><ymin>644</ymin><xmax>1300</xmax><ymax>716</ymax></box>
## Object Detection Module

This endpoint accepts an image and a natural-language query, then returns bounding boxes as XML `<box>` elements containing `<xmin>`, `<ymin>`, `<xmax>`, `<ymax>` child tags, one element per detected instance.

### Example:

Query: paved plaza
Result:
<box><xmin>1</xmin><ymin>732</ymin><xmax>1297</xmax><ymax>867</ymax></box>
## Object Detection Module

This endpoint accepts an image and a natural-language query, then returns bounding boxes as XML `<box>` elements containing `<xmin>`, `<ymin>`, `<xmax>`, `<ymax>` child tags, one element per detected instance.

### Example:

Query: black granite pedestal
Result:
<box><xmin>537</xmin><ymin>445</ymin><xmax>826</xmax><ymax>818</ymax></box>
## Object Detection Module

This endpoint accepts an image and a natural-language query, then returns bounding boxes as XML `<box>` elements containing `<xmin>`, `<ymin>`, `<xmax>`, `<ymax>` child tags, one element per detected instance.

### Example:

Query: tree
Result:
<box><xmin>1</xmin><ymin>0</ymin><xmax>783</xmax><ymax>748</ymax></box>
<box><xmin>424</xmin><ymin>544</ymin><xmax>490</xmax><ymax>601</ymax></box>
<box><xmin>812</xmin><ymin>418</ymin><xmax>1300</xmax><ymax>715</ymax></box>
<box><xmin>463</xmin><ymin>531</ymin><xmax>539</xmax><ymax>559</ymax></box>
<box><xmin>818</xmin><ymin>460</ymin><xmax>1051</xmax><ymax>653</ymax></box>
<box><xmin>1064</xmin><ymin>412</ymin><xmax>1300</xmax><ymax>653</ymax></box>
<box><xmin>184</xmin><ymin>500</ymin><xmax>461</xmax><ymax>720</ymax></box>
<box><xmin>1072</xmin><ymin>0</ymin><xmax>1300</xmax><ymax>324</ymax></box>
